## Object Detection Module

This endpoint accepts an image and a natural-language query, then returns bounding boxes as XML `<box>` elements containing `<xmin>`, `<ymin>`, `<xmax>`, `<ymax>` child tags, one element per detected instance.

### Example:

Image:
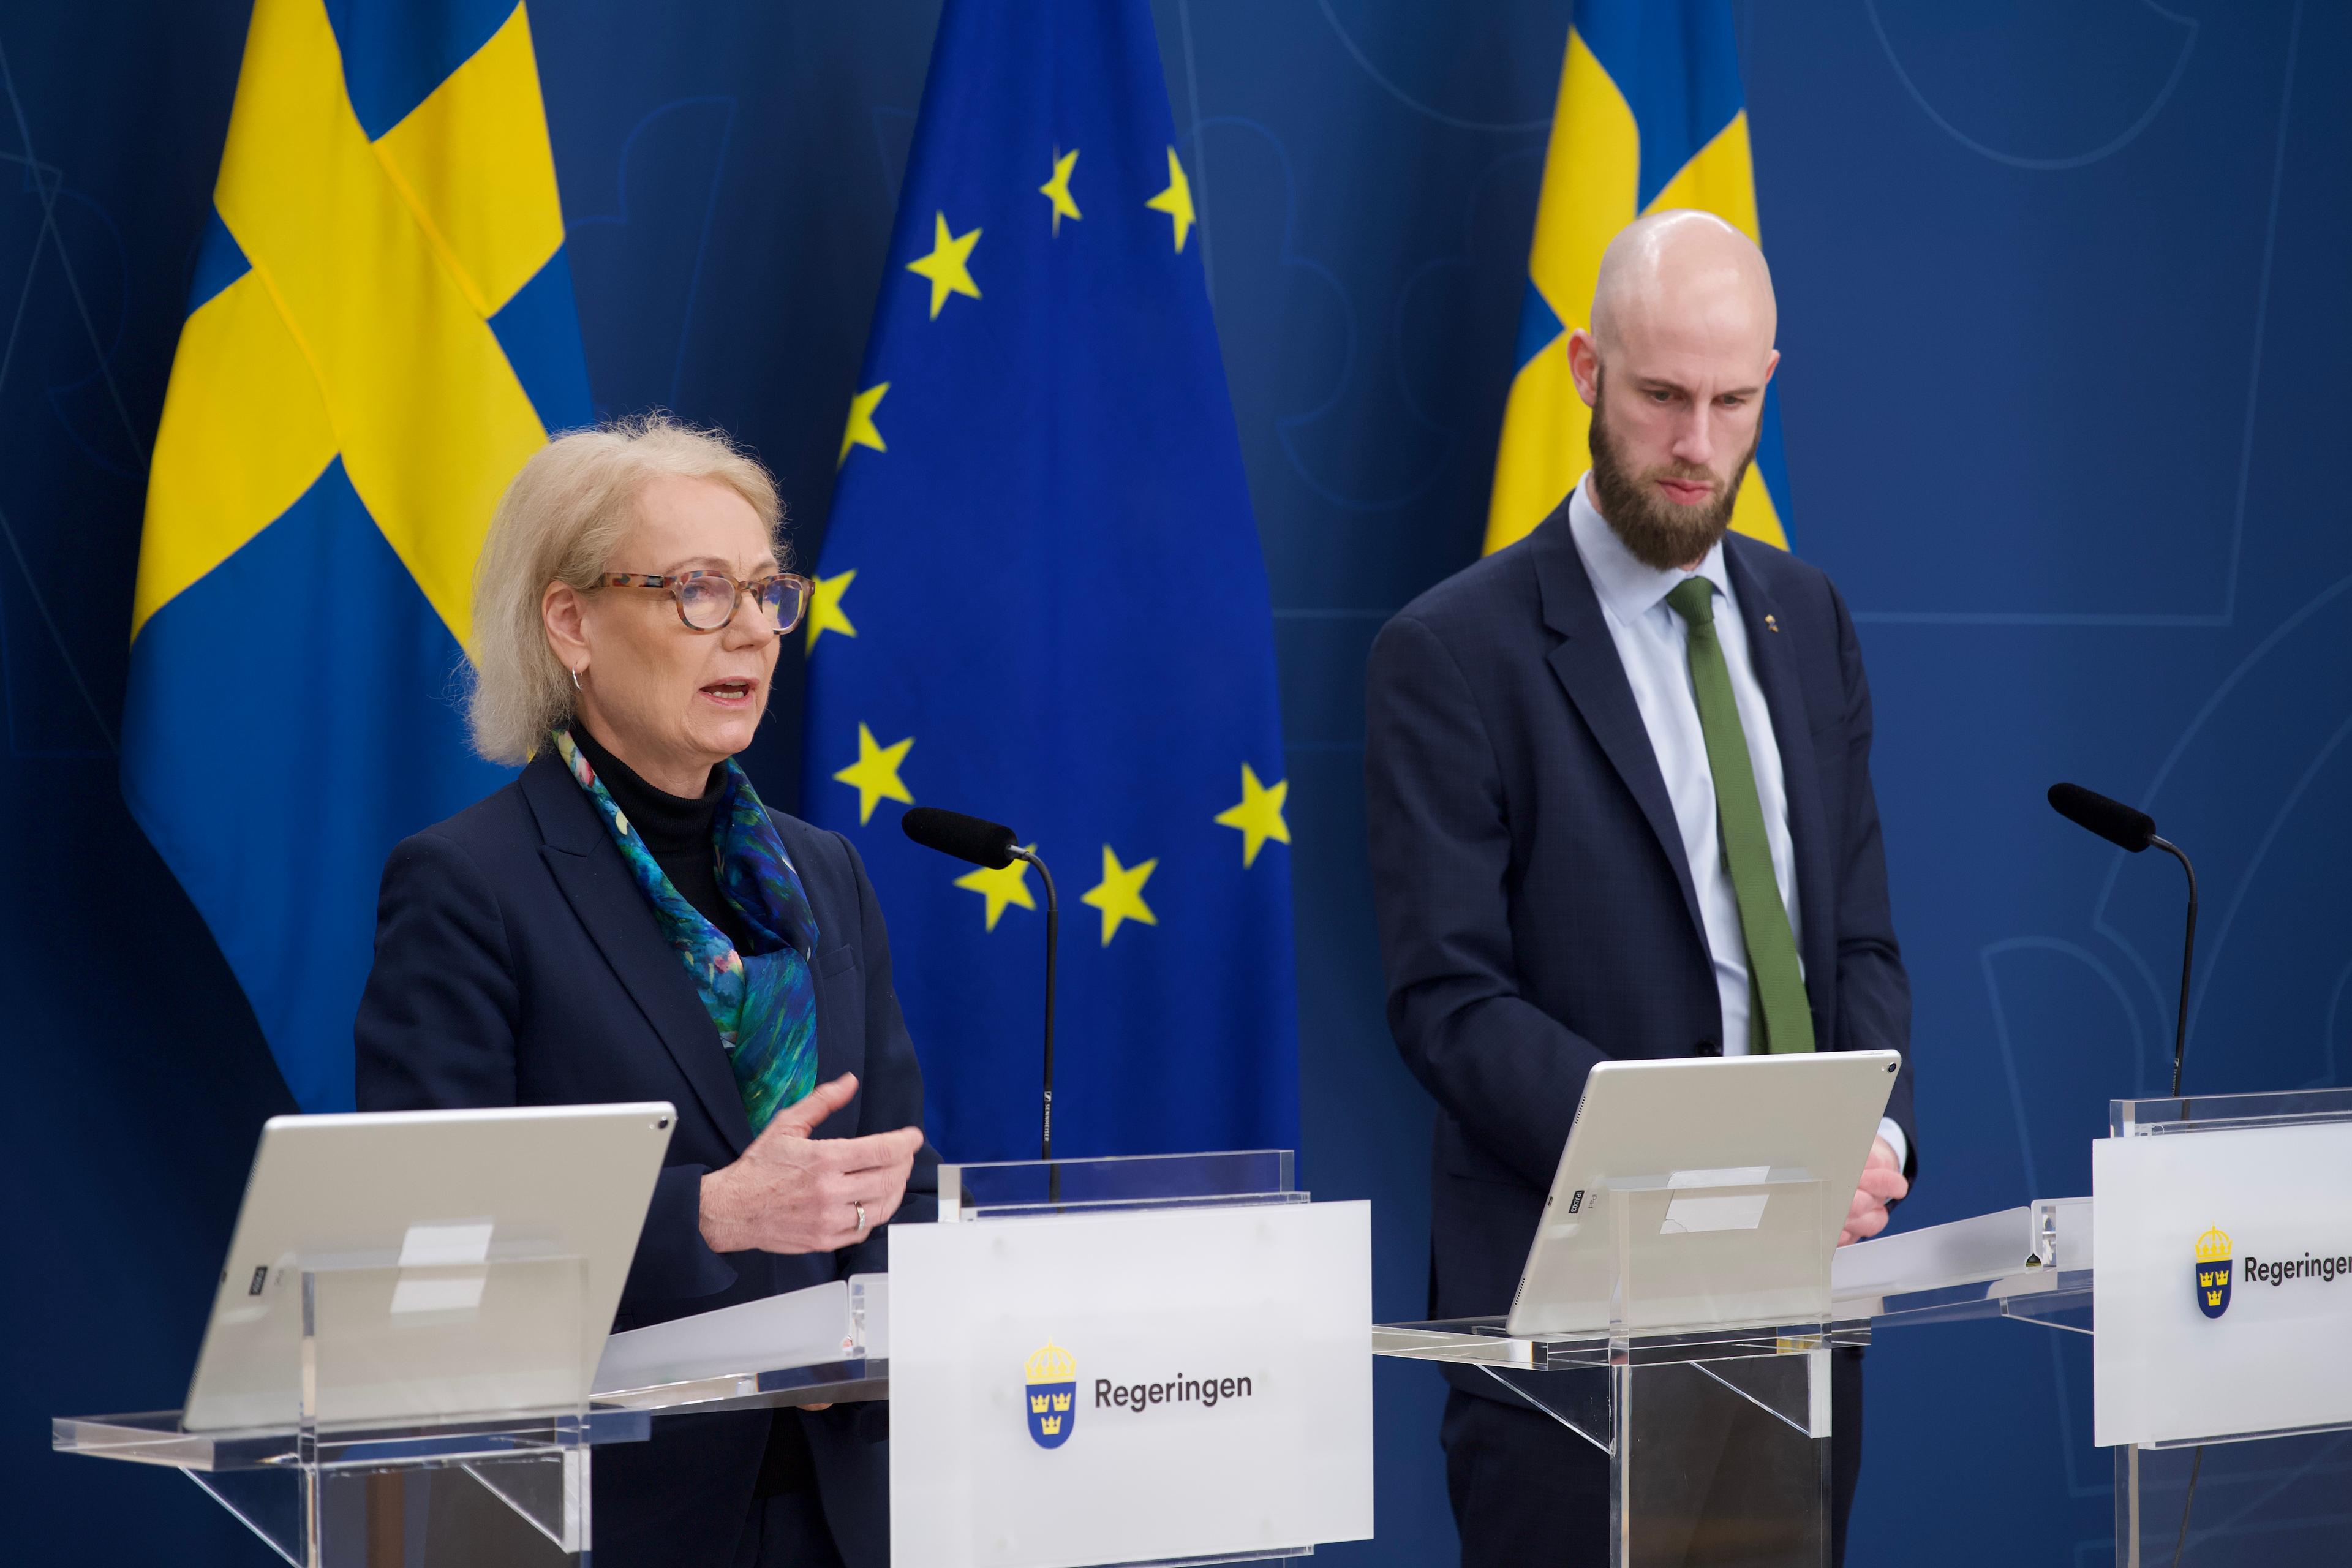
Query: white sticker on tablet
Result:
<box><xmin>397</xmin><ymin>1220</ymin><xmax>494</xmax><ymax>1267</ymax></box>
<box><xmin>1660</xmin><ymin>1194</ymin><xmax>1771</xmax><ymax>1234</ymax></box>
<box><xmin>1667</xmin><ymin>1166</ymin><xmax>1771</xmax><ymax>1190</ymax></box>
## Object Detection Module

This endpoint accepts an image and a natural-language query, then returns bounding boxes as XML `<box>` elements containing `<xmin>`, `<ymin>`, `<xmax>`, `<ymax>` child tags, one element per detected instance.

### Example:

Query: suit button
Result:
<box><xmin>1692</xmin><ymin>1040</ymin><xmax>1722</xmax><ymax>1058</ymax></box>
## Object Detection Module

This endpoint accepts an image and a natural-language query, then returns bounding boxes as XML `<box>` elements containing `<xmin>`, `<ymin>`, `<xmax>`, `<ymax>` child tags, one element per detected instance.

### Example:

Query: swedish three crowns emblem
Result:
<box><xmin>1025</xmin><ymin>1341</ymin><xmax>1077</xmax><ymax>1449</ymax></box>
<box><xmin>2195</xmin><ymin>1226</ymin><xmax>2233</xmax><ymax>1319</ymax></box>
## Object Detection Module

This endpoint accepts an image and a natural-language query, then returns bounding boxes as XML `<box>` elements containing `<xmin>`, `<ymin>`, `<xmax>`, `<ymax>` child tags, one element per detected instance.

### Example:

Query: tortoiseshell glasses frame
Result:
<box><xmin>600</xmin><ymin>570</ymin><xmax>812</xmax><ymax>633</ymax></box>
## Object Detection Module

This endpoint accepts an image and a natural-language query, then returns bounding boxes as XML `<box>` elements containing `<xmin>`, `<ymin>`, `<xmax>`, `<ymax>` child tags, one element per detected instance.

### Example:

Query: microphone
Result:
<box><xmin>902</xmin><ymin>808</ymin><xmax>1061</xmax><ymax>1163</ymax></box>
<box><xmin>900</xmin><ymin>805</ymin><xmax>1017</xmax><ymax>870</ymax></box>
<box><xmin>2046</xmin><ymin>783</ymin><xmax>2201</xmax><ymax>1096</ymax></box>
<box><xmin>2047</xmin><ymin>782</ymin><xmax>2154</xmax><ymax>852</ymax></box>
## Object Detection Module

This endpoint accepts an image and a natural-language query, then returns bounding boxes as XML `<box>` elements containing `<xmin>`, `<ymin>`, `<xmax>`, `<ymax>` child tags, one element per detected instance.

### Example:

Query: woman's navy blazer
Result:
<box><xmin>355</xmin><ymin>745</ymin><xmax>933</xmax><ymax>1568</ymax></box>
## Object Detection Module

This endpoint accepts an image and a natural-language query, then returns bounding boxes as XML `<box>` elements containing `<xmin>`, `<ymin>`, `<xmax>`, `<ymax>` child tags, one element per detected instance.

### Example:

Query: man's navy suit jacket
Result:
<box><xmin>1364</xmin><ymin>502</ymin><xmax>1917</xmax><ymax>1389</ymax></box>
<box><xmin>355</xmin><ymin>747</ymin><xmax>935</xmax><ymax>1568</ymax></box>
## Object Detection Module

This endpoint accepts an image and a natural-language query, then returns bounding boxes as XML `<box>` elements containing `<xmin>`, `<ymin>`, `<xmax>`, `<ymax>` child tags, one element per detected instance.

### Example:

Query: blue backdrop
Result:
<box><xmin>4</xmin><ymin>2</ymin><xmax>2346</xmax><ymax>1564</ymax></box>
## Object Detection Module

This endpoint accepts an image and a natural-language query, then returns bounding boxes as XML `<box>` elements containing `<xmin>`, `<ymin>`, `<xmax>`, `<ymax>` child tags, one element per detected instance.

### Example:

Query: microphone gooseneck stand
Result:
<box><xmin>2149</xmin><ymin>831</ymin><xmax>2201</xmax><ymax>1567</ymax></box>
<box><xmin>898</xmin><ymin>807</ymin><xmax>1066</xmax><ymax>1207</ymax></box>
<box><xmin>2046</xmin><ymin>783</ymin><xmax>2207</xmax><ymax>1561</ymax></box>
<box><xmin>2145</xmin><ymin>833</ymin><xmax>2198</xmax><ymax>1100</ymax></box>
<box><xmin>1011</xmin><ymin>846</ymin><xmax>1060</xmax><ymax>1203</ymax></box>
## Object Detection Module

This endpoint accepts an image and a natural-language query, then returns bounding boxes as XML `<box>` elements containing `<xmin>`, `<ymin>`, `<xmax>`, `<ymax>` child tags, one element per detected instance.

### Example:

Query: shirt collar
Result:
<box><xmin>1567</xmin><ymin>473</ymin><xmax>1729</xmax><ymax>626</ymax></box>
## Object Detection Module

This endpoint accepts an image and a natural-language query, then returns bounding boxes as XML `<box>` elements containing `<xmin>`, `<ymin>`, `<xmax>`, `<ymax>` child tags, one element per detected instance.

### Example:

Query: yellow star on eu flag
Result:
<box><xmin>805</xmin><ymin>568</ymin><xmax>858</xmax><ymax>653</ymax></box>
<box><xmin>832</xmin><ymin>723</ymin><xmax>913</xmax><ymax>824</ymax></box>
<box><xmin>1145</xmin><ymin>146</ymin><xmax>1194</xmax><ymax>253</ymax></box>
<box><xmin>838</xmin><ymin>382</ymin><xmax>888</xmax><ymax>467</ymax></box>
<box><xmin>1039</xmin><ymin>148</ymin><xmax>1081</xmax><ymax>235</ymax></box>
<box><xmin>954</xmin><ymin>847</ymin><xmax>1037</xmax><ymax>932</ymax></box>
<box><xmin>1080</xmin><ymin>844</ymin><xmax>1158</xmax><ymax>944</ymax></box>
<box><xmin>905</xmin><ymin>211</ymin><xmax>982</xmax><ymax>318</ymax></box>
<box><xmin>1213</xmin><ymin>764</ymin><xmax>1290</xmax><ymax>867</ymax></box>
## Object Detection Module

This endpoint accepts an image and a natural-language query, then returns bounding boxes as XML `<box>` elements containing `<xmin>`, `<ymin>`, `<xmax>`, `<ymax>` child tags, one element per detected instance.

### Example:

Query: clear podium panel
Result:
<box><xmin>53</xmin><ymin>1403</ymin><xmax>649</xmax><ymax>1568</ymax></box>
<box><xmin>938</xmin><ymin>1149</ymin><xmax>1300</xmax><ymax>1219</ymax></box>
<box><xmin>56</xmin><ymin>1254</ymin><xmax>637</xmax><ymax>1567</ymax></box>
<box><xmin>589</xmin><ymin>1275</ymin><xmax>889</xmax><ymax>1417</ymax></box>
<box><xmin>184</xmin><ymin>1449</ymin><xmax>590</xmax><ymax>1567</ymax></box>
<box><xmin>1595</xmin><ymin>1171</ymin><xmax>1836</xmax><ymax>1338</ymax></box>
<box><xmin>1381</xmin><ymin>1174</ymin><xmax>1841</xmax><ymax>1568</ymax></box>
<box><xmin>1829</xmin><ymin>1197</ymin><xmax>2092</xmax><ymax>1328</ymax></box>
<box><xmin>1509</xmin><ymin>1161</ymin><xmax>1843</xmax><ymax>1341</ymax></box>
<box><xmin>1464</xmin><ymin>1332</ymin><xmax>1833</xmax><ymax>1568</ymax></box>
<box><xmin>2116</xmin><ymin>1431</ymin><xmax>2352</xmax><ymax>1568</ymax></box>
<box><xmin>1618</xmin><ymin>1346</ymin><xmax>1829</xmax><ymax>1568</ymax></box>
<box><xmin>186</xmin><ymin>1251</ymin><xmax>599</xmax><ymax>1434</ymax></box>
<box><xmin>298</xmin><ymin>1254</ymin><xmax>598</xmax><ymax>1429</ymax></box>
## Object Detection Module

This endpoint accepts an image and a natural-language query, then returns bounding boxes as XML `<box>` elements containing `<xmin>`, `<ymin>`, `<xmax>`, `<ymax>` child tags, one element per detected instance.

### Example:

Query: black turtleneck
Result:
<box><xmin>568</xmin><ymin>725</ymin><xmax>756</xmax><ymax>952</ymax></box>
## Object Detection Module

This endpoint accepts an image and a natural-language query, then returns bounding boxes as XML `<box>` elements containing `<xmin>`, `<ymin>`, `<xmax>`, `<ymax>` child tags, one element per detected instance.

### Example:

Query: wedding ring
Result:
<box><xmin>854</xmin><ymin>1202</ymin><xmax>868</xmax><ymax>1235</ymax></box>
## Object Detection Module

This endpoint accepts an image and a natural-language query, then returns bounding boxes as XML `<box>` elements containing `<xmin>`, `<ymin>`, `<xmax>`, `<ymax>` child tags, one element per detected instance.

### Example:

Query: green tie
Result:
<box><xmin>1664</xmin><ymin>578</ymin><xmax>1815</xmax><ymax>1055</ymax></box>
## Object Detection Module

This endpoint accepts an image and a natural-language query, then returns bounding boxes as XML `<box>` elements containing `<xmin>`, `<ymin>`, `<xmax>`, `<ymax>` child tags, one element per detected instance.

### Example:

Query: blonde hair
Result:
<box><xmin>466</xmin><ymin>415</ymin><xmax>784</xmax><ymax>764</ymax></box>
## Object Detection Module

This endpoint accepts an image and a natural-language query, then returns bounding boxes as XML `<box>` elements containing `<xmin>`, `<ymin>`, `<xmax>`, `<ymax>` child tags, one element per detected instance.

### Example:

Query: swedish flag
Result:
<box><xmin>121</xmin><ymin>0</ymin><xmax>589</xmax><ymax>1111</ymax></box>
<box><xmin>1487</xmin><ymin>0</ymin><xmax>1793</xmax><ymax>555</ymax></box>
<box><xmin>803</xmin><ymin>0</ymin><xmax>1299</xmax><ymax>1161</ymax></box>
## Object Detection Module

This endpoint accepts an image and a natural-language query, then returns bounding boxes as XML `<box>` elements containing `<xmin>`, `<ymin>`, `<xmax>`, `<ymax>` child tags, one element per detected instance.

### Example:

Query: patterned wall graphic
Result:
<box><xmin>3</xmin><ymin>2</ymin><xmax>2346</xmax><ymax>1562</ymax></box>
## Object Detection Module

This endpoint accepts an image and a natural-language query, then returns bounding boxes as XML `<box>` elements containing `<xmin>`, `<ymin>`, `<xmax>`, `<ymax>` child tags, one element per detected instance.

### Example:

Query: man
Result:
<box><xmin>1363</xmin><ymin>210</ymin><xmax>1917</xmax><ymax>1566</ymax></box>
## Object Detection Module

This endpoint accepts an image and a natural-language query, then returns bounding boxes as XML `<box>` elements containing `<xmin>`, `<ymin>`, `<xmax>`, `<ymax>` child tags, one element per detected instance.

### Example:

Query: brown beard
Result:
<box><xmin>1586</xmin><ymin>375</ymin><xmax>1760</xmax><ymax>571</ymax></box>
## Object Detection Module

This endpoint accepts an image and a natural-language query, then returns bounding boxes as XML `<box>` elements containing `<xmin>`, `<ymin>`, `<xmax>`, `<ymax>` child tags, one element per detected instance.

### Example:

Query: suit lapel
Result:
<box><xmin>522</xmin><ymin>752</ymin><xmax>757</xmax><ymax>1156</ymax></box>
<box><xmin>1531</xmin><ymin>506</ymin><xmax>1708</xmax><ymax>948</ymax></box>
<box><xmin>1723</xmin><ymin>540</ymin><xmax>1836</xmax><ymax>1008</ymax></box>
<box><xmin>778</xmin><ymin>821</ymin><xmax>862</xmax><ymax>1109</ymax></box>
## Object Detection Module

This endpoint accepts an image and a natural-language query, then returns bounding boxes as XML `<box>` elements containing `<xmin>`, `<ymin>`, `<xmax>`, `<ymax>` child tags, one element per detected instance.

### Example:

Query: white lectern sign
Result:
<box><xmin>889</xmin><ymin>1200</ymin><xmax>1373</xmax><ymax>1568</ymax></box>
<box><xmin>2094</xmin><ymin>1118</ymin><xmax>2352</xmax><ymax>1447</ymax></box>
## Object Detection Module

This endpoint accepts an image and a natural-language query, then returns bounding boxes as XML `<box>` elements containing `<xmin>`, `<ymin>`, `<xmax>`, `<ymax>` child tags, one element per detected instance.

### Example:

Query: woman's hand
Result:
<box><xmin>698</xmin><ymin>1074</ymin><xmax>925</xmax><ymax>1255</ymax></box>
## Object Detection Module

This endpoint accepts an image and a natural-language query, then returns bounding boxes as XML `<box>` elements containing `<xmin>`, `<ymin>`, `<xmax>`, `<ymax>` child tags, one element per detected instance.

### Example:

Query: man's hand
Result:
<box><xmin>1839</xmin><ymin>1136</ymin><xmax>1909</xmax><ymax>1246</ymax></box>
<box><xmin>698</xmin><ymin>1074</ymin><xmax>926</xmax><ymax>1255</ymax></box>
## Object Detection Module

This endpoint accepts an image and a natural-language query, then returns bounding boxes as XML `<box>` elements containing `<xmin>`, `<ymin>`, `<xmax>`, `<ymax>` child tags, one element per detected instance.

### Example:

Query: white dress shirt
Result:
<box><xmin>1567</xmin><ymin>476</ymin><xmax>1907</xmax><ymax>1167</ymax></box>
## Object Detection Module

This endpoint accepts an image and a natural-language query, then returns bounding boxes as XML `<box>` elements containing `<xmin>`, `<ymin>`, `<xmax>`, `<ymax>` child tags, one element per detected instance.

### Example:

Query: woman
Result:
<box><xmin>356</xmin><ymin>417</ymin><xmax>930</xmax><ymax>1568</ymax></box>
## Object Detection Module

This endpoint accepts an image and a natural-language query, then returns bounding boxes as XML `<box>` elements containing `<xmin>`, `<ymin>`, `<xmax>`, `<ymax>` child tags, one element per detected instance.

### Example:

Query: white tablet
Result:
<box><xmin>183</xmin><ymin>1102</ymin><xmax>676</xmax><ymax>1431</ymax></box>
<box><xmin>1504</xmin><ymin>1053</ymin><xmax>1899</xmax><ymax>1338</ymax></box>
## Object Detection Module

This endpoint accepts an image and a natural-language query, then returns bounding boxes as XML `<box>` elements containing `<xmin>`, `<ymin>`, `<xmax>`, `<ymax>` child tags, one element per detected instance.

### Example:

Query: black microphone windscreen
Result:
<box><xmin>902</xmin><ymin>806</ymin><xmax>1019</xmax><ymax>870</ymax></box>
<box><xmin>2048</xmin><ymin>782</ymin><xmax>2155</xmax><ymax>853</ymax></box>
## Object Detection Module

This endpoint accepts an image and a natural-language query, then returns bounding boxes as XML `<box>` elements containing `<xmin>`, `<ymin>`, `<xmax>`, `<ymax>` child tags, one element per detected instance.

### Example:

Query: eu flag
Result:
<box><xmin>121</xmin><ymin>0</ymin><xmax>590</xmax><ymax>1112</ymax></box>
<box><xmin>802</xmin><ymin>0</ymin><xmax>1298</xmax><ymax>1162</ymax></box>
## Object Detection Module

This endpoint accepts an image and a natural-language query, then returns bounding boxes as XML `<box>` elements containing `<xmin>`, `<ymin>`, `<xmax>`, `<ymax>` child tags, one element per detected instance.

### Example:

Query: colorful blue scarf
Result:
<box><xmin>555</xmin><ymin>730</ymin><xmax>819</xmax><ymax>1133</ymax></box>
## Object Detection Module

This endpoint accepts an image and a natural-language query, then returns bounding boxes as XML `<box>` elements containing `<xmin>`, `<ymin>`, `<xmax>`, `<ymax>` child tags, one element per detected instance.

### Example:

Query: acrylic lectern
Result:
<box><xmin>2092</xmin><ymin>1087</ymin><xmax>2352</xmax><ymax>1565</ymax></box>
<box><xmin>52</xmin><ymin>1253</ymin><xmax>646</xmax><ymax>1566</ymax></box>
<box><xmin>1375</xmin><ymin>1084</ymin><xmax>2352</xmax><ymax>1567</ymax></box>
<box><xmin>1376</xmin><ymin>1166</ymin><xmax>1850</xmax><ymax>1568</ymax></box>
<box><xmin>55</xmin><ymin>1147</ymin><xmax>1374</xmax><ymax>1568</ymax></box>
<box><xmin>1836</xmin><ymin>1086</ymin><xmax>2352</xmax><ymax>1566</ymax></box>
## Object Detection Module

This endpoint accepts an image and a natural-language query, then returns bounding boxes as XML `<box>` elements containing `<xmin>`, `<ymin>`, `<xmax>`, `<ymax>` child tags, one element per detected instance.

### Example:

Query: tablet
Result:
<box><xmin>1504</xmin><ymin>1053</ymin><xmax>1899</xmax><ymax>1338</ymax></box>
<box><xmin>183</xmin><ymin>1102</ymin><xmax>675</xmax><ymax>1431</ymax></box>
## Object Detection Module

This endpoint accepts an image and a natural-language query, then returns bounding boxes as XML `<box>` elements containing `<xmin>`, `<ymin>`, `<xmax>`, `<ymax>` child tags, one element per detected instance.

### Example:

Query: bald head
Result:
<box><xmin>1589</xmin><ymin>209</ymin><xmax>1776</xmax><ymax>354</ymax></box>
<box><xmin>1566</xmin><ymin>211</ymin><xmax>1781</xmax><ymax>571</ymax></box>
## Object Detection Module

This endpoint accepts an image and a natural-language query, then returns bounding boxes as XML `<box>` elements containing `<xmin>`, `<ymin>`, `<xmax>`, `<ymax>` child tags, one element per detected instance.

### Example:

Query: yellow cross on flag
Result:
<box><xmin>1485</xmin><ymin>0</ymin><xmax>1795</xmax><ymax>557</ymax></box>
<box><xmin>120</xmin><ymin>0</ymin><xmax>592</xmax><ymax>1114</ymax></box>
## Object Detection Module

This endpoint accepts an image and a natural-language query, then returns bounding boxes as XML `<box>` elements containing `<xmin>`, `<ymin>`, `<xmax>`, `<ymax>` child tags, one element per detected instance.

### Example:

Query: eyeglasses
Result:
<box><xmin>600</xmin><ymin>570</ymin><xmax>811</xmax><ymax>633</ymax></box>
